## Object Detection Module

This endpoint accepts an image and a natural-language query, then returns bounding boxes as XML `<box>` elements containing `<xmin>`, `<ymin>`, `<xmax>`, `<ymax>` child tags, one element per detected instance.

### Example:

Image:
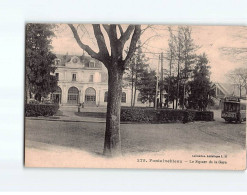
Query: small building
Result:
<box><xmin>51</xmin><ymin>54</ymin><xmax>146</xmax><ymax>107</ymax></box>
<box><xmin>212</xmin><ymin>82</ymin><xmax>247</xmax><ymax>108</ymax></box>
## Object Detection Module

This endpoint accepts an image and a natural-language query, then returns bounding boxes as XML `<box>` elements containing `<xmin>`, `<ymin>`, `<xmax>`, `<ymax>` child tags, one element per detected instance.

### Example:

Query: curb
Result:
<box><xmin>25</xmin><ymin>117</ymin><xmax>106</xmax><ymax>123</ymax></box>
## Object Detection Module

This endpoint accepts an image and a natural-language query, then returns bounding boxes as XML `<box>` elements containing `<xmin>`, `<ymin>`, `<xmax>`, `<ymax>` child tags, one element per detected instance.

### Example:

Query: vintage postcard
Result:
<box><xmin>24</xmin><ymin>24</ymin><xmax>246</xmax><ymax>170</ymax></box>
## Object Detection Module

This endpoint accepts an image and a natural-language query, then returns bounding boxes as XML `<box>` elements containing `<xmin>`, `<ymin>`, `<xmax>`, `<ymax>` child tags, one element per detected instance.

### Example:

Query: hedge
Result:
<box><xmin>194</xmin><ymin>111</ymin><xmax>214</xmax><ymax>121</ymax></box>
<box><xmin>120</xmin><ymin>107</ymin><xmax>214</xmax><ymax>123</ymax></box>
<box><xmin>25</xmin><ymin>103</ymin><xmax>59</xmax><ymax>117</ymax></box>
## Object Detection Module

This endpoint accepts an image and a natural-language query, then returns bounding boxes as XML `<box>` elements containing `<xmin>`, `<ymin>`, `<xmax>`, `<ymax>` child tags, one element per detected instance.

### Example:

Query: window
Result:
<box><xmin>67</xmin><ymin>87</ymin><xmax>79</xmax><ymax>104</ymax></box>
<box><xmin>72</xmin><ymin>58</ymin><xmax>78</xmax><ymax>63</ymax></box>
<box><xmin>224</xmin><ymin>102</ymin><xmax>239</xmax><ymax>112</ymax></box>
<box><xmin>55</xmin><ymin>59</ymin><xmax>60</xmax><ymax>65</ymax></box>
<box><xmin>72</xmin><ymin>73</ymin><xmax>76</xmax><ymax>81</ymax></box>
<box><xmin>137</xmin><ymin>93</ymin><xmax>142</xmax><ymax>102</ymax></box>
<box><xmin>55</xmin><ymin>73</ymin><xmax>59</xmax><ymax>80</ymax></box>
<box><xmin>85</xmin><ymin>95</ymin><xmax>96</xmax><ymax>101</ymax></box>
<box><xmin>89</xmin><ymin>75</ymin><xmax>94</xmax><ymax>82</ymax></box>
<box><xmin>89</xmin><ymin>61</ymin><xmax>95</xmax><ymax>68</ymax></box>
<box><xmin>104</xmin><ymin>91</ymin><xmax>108</xmax><ymax>102</ymax></box>
<box><xmin>85</xmin><ymin>87</ymin><xmax>96</xmax><ymax>104</ymax></box>
<box><xmin>121</xmin><ymin>92</ymin><xmax>126</xmax><ymax>103</ymax></box>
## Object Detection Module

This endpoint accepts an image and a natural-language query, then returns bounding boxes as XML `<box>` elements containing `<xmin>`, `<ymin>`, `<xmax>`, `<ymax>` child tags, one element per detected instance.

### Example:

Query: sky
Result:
<box><xmin>51</xmin><ymin>24</ymin><xmax>247</xmax><ymax>83</ymax></box>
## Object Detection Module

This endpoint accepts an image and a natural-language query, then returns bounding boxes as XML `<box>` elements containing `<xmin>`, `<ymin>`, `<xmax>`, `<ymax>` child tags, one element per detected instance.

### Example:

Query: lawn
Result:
<box><xmin>24</xmin><ymin>118</ymin><xmax>246</xmax><ymax>169</ymax></box>
<box><xmin>25</xmin><ymin>118</ymin><xmax>245</xmax><ymax>156</ymax></box>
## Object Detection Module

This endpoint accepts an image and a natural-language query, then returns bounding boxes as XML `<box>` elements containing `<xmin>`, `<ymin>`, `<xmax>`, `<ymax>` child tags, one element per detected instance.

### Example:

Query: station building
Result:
<box><xmin>51</xmin><ymin>54</ymin><xmax>144</xmax><ymax>107</ymax></box>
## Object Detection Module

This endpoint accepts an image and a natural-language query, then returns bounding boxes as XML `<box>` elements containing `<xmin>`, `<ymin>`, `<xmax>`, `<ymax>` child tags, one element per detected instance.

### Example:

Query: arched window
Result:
<box><xmin>68</xmin><ymin>87</ymin><xmax>79</xmax><ymax>104</ymax></box>
<box><xmin>104</xmin><ymin>91</ymin><xmax>108</xmax><ymax>102</ymax></box>
<box><xmin>121</xmin><ymin>92</ymin><xmax>126</xmax><ymax>103</ymax></box>
<box><xmin>85</xmin><ymin>87</ymin><xmax>96</xmax><ymax>105</ymax></box>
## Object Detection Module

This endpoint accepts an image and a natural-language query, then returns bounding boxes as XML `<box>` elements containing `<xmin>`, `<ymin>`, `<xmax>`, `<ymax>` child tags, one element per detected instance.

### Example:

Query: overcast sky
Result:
<box><xmin>51</xmin><ymin>24</ymin><xmax>247</xmax><ymax>83</ymax></box>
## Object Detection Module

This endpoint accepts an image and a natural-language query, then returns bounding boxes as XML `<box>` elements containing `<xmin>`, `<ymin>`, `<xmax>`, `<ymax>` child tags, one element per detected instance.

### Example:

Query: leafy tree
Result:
<box><xmin>165</xmin><ymin>27</ymin><xmax>177</xmax><ymax>108</ymax></box>
<box><xmin>124</xmin><ymin>41</ymin><xmax>149</xmax><ymax>107</ymax></box>
<box><xmin>166</xmin><ymin>26</ymin><xmax>198</xmax><ymax>109</ymax></box>
<box><xmin>180</xmin><ymin>26</ymin><xmax>198</xmax><ymax>109</ymax></box>
<box><xmin>68</xmin><ymin>24</ymin><xmax>141</xmax><ymax>156</ymax></box>
<box><xmin>25</xmin><ymin>24</ymin><xmax>57</xmax><ymax>102</ymax></box>
<box><xmin>187</xmin><ymin>54</ymin><xmax>214</xmax><ymax>111</ymax></box>
<box><xmin>138</xmin><ymin>69</ymin><xmax>157</xmax><ymax>106</ymax></box>
<box><xmin>163</xmin><ymin>76</ymin><xmax>182</xmax><ymax>109</ymax></box>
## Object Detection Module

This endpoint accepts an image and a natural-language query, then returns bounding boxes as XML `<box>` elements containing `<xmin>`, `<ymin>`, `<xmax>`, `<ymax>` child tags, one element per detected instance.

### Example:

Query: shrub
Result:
<box><xmin>25</xmin><ymin>103</ymin><xmax>59</xmax><ymax>117</ymax></box>
<box><xmin>182</xmin><ymin>110</ymin><xmax>197</xmax><ymax>123</ymax></box>
<box><xmin>195</xmin><ymin>111</ymin><xmax>214</xmax><ymax>121</ymax></box>
<box><xmin>120</xmin><ymin>107</ymin><xmax>214</xmax><ymax>123</ymax></box>
<box><xmin>28</xmin><ymin>99</ymin><xmax>40</xmax><ymax>104</ymax></box>
<box><xmin>157</xmin><ymin>109</ymin><xmax>185</xmax><ymax>123</ymax></box>
<box><xmin>121</xmin><ymin>107</ymin><xmax>157</xmax><ymax>123</ymax></box>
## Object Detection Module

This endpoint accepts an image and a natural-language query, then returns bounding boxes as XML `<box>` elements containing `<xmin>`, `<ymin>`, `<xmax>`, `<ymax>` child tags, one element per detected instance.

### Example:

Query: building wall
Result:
<box><xmin>52</xmin><ymin>55</ymin><xmax>148</xmax><ymax>107</ymax></box>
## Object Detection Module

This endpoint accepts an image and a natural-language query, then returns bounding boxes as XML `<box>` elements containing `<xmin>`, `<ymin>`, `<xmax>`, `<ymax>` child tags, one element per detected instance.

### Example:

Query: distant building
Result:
<box><xmin>212</xmin><ymin>82</ymin><xmax>247</xmax><ymax>107</ymax></box>
<box><xmin>51</xmin><ymin>54</ymin><xmax>145</xmax><ymax>107</ymax></box>
<box><xmin>212</xmin><ymin>83</ymin><xmax>246</xmax><ymax>99</ymax></box>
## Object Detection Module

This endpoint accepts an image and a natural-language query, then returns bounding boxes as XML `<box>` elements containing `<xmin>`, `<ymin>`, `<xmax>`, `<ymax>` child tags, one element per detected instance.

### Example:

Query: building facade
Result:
<box><xmin>51</xmin><ymin>54</ymin><xmax>145</xmax><ymax>107</ymax></box>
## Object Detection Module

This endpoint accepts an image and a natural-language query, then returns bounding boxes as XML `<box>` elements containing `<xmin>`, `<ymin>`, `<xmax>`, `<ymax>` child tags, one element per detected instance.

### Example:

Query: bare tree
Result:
<box><xmin>227</xmin><ymin>67</ymin><xmax>247</xmax><ymax>97</ymax></box>
<box><xmin>68</xmin><ymin>24</ymin><xmax>141</xmax><ymax>157</ymax></box>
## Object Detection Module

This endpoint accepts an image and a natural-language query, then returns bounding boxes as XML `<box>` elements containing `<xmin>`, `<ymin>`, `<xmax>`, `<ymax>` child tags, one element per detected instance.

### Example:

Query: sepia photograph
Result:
<box><xmin>24</xmin><ymin>23</ymin><xmax>246</xmax><ymax>170</ymax></box>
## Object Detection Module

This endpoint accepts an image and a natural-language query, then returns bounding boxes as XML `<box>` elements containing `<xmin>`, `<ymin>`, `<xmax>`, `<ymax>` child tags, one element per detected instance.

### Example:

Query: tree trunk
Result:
<box><xmin>103</xmin><ymin>67</ymin><xmax>123</xmax><ymax>157</ymax></box>
<box><xmin>239</xmin><ymin>85</ymin><xmax>242</xmax><ymax>98</ymax></box>
<box><xmin>176</xmin><ymin>61</ymin><xmax>180</xmax><ymax>109</ymax></box>
<box><xmin>133</xmin><ymin>86</ymin><xmax>137</xmax><ymax>107</ymax></box>
<box><xmin>131</xmin><ymin>65</ymin><xmax>134</xmax><ymax>107</ymax></box>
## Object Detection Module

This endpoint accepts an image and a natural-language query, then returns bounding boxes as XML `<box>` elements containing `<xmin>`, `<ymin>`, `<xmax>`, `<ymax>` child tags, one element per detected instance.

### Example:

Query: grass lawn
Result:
<box><xmin>25</xmin><ymin>119</ymin><xmax>245</xmax><ymax>156</ymax></box>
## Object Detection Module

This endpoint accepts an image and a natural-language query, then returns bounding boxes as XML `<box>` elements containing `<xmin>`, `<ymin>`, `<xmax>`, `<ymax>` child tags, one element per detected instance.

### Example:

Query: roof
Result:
<box><xmin>54</xmin><ymin>54</ymin><xmax>103</xmax><ymax>68</ymax></box>
<box><xmin>214</xmin><ymin>82</ymin><xmax>246</xmax><ymax>98</ymax></box>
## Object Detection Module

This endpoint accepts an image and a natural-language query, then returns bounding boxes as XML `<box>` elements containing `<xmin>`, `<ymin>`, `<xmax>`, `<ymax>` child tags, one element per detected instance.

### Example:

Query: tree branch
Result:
<box><xmin>124</xmin><ymin>25</ymin><xmax>141</xmax><ymax>65</ymax></box>
<box><xmin>102</xmin><ymin>24</ymin><xmax>110</xmax><ymax>35</ymax></box>
<box><xmin>119</xmin><ymin>25</ymin><xmax>135</xmax><ymax>45</ymax></box>
<box><xmin>92</xmin><ymin>24</ymin><xmax>110</xmax><ymax>57</ymax></box>
<box><xmin>68</xmin><ymin>24</ymin><xmax>99</xmax><ymax>60</ymax></box>
<box><xmin>108</xmin><ymin>25</ymin><xmax>118</xmax><ymax>59</ymax></box>
<box><xmin>117</xmin><ymin>25</ymin><xmax>124</xmax><ymax>36</ymax></box>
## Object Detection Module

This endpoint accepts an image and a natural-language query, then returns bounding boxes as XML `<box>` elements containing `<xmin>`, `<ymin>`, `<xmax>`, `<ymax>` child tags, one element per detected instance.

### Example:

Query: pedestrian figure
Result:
<box><xmin>78</xmin><ymin>103</ymin><xmax>81</xmax><ymax>112</ymax></box>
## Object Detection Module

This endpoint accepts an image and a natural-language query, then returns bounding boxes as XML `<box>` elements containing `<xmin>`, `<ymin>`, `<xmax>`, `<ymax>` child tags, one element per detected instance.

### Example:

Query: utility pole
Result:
<box><xmin>160</xmin><ymin>52</ymin><xmax>164</xmax><ymax>108</ymax></box>
<box><xmin>155</xmin><ymin>55</ymin><xmax>160</xmax><ymax>110</ymax></box>
<box><xmin>176</xmin><ymin>57</ymin><xmax>180</xmax><ymax>109</ymax></box>
<box><xmin>167</xmin><ymin>54</ymin><xmax>172</xmax><ymax>108</ymax></box>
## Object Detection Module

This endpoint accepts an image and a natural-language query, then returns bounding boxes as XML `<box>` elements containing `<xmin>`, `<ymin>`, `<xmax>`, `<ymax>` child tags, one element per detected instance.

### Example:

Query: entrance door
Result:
<box><xmin>85</xmin><ymin>87</ymin><xmax>96</xmax><ymax>106</ymax></box>
<box><xmin>68</xmin><ymin>87</ymin><xmax>79</xmax><ymax>105</ymax></box>
<box><xmin>51</xmin><ymin>86</ymin><xmax>62</xmax><ymax>104</ymax></box>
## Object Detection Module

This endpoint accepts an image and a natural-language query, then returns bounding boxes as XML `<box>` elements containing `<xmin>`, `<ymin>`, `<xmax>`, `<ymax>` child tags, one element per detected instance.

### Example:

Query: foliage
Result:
<box><xmin>121</xmin><ymin>107</ymin><xmax>157</xmax><ymax>122</ymax></box>
<box><xmin>124</xmin><ymin>41</ymin><xmax>150</xmax><ymax>106</ymax></box>
<box><xmin>25</xmin><ymin>103</ymin><xmax>59</xmax><ymax>117</ymax></box>
<box><xmin>25</xmin><ymin>23</ymin><xmax>58</xmax><ymax>102</ymax></box>
<box><xmin>137</xmin><ymin>70</ymin><xmax>157</xmax><ymax>105</ymax></box>
<box><xmin>120</xmin><ymin>107</ymin><xmax>214</xmax><ymax>123</ymax></box>
<box><xmin>194</xmin><ymin>111</ymin><xmax>214</xmax><ymax>121</ymax></box>
<box><xmin>163</xmin><ymin>76</ymin><xmax>180</xmax><ymax>106</ymax></box>
<box><xmin>187</xmin><ymin>53</ymin><xmax>215</xmax><ymax>110</ymax></box>
<box><xmin>165</xmin><ymin>26</ymin><xmax>199</xmax><ymax>109</ymax></box>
